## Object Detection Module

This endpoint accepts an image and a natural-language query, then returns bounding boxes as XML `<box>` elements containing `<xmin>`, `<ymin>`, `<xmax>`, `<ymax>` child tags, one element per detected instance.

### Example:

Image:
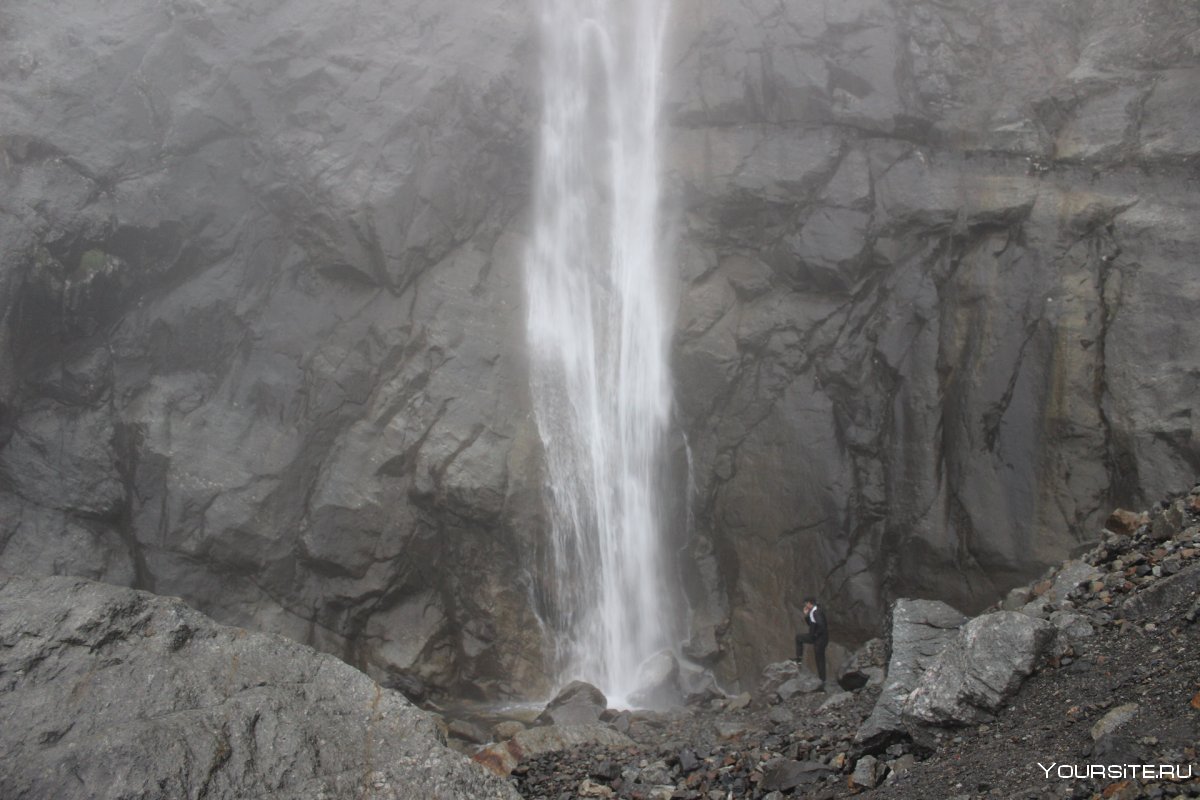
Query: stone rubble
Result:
<box><xmin>453</xmin><ymin>486</ymin><xmax>1200</xmax><ymax>800</ymax></box>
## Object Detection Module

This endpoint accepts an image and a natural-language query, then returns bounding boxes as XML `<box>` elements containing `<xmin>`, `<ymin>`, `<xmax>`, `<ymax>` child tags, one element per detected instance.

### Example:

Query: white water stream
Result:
<box><xmin>524</xmin><ymin>0</ymin><xmax>675</xmax><ymax>704</ymax></box>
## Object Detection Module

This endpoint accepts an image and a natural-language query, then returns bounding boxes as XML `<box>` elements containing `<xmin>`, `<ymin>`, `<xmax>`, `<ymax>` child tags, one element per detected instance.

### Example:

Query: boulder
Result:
<box><xmin>776</xmin><ymin>671</ymin><xmax>824</xmax><ymax>700</ymax></box>
<box><xmin>1150</xmin><ymin>498</ymin><xmax>1187</xmax><ymax>542</ymax></box>
<box><xmin>679</xmin><ymin>660</ymin><xmax>723</xmax><ymax>704</ymax></box>
<box><xmin>1048</xmin><ymin>610</ymin><xmax>1095</xmax><ymax>645</ymax></box>
<box><xmin>0</xmin><ymin>575</ymin><xmax>518</xmax><ymax>800</ymax></box>
<box><xmin>447</xmin><ymin>719</ymin><xmax>490</xmax><ymax>745</ymax></box>
<box><xmin>855</xmin><ymin>599</ymin><xmax>967</xmax><ymax>750</ymax></box>
<box><xmin>1089</xmin><ymin>703</ymin><xmax>1144</xmax><ymax>763</ymax></box>
<box><xmin>837</xmin><ymin>637</ymin><xmax>888</xmax><ymax>691</ymax></box>
<box><xmin>1105</xmin><ymin>509</ymin><xmax>1147</xmax><ymax>536</ymax></box>
<box><xmin>1122</xmin><ymin>562</ymin><xmax>1200</xmax><ymax>621</ymax></box>
<box><xmin>849</xmin><ymin>755</ymin><xmax>883</xmax><ymax>789</ymax></box>
<box><xmin>535</xmin><ymin>681</ymin><xmax>608</xmax><ymax>727</ymax></box>
<box><xmin>1000</xmin><ymin>586</ymin><xmax>1033</xmax><ymax>611</ymax></box>
<box><xmin>903</xmin><ymin>611</ymin><xmax>1057</xmax><ymax>727</ymax></box>
<box><xmin>768</xmin><ymin>706</ymin><xmax>795</xmax><ymax>725</ymax></box>
<box><xmin>492</xmin><ymin>720</ymin><xmax>526</xmax><ymax>741</ymax></box>
<box><xmin>630</xmin><ymin>650</ymin><xmax>684</xmax><ymax>709</ymax></box>
<box><xmin>1039</xmin><ymin>560</ymin><xmax>1100</xmax><ymax>606</ymax></box>
<box><xmin>714</xmin><ymin>720</ymin><xmax>750</xmax><ymax>740</ymax></box>
<box><xmin>757</xmin><ymin>660</ymin><xmax>803</xmax><ymax>702</ymax></box>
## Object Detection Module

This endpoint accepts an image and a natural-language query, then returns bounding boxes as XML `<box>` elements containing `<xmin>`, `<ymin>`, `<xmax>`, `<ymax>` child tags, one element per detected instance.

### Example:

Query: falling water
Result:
<box><xmin>524</xmin><ymin>0</ymin><xmax>674</xmax><ymax>704</ymax></box>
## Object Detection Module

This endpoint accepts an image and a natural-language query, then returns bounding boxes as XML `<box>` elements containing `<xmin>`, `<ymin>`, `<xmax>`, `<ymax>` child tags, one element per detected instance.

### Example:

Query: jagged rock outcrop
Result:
<box><xmin>1</xmin><ymin>0</ymin><xmax>1198</xmax><ymax>697</ymax></box>
<box><xmin>0</xmin><ymin>574</ymin><xmax>519</xmax><ymax>800</ymax></box>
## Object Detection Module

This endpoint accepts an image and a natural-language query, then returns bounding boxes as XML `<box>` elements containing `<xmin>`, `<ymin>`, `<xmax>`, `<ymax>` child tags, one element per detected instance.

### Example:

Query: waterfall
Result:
<box><xmin>524</xmin><ymin>0</ymin><xmax>675</xmax><ymax>705</ymax></box>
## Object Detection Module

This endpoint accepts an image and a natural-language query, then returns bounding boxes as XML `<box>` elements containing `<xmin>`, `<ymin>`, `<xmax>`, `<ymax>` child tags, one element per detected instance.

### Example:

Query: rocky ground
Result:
<box><xmin>450</xmin><ymin>488</ymin><xmax>1200</xmax><ymax>800</ymax></box>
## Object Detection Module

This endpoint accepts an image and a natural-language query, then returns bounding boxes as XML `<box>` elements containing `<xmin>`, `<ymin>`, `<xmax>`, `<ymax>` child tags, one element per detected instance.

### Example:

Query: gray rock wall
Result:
<box><xmin>0</xmin><ymin>0</ymin><xmax>550</xmax><ymax>699</ymax></box>
<box><xmin>1</xmin><ymin>0</ymin><xmax>1197</xmax><ymax>695</ymax></box>
<box><xmin>666</xmin><ymin>0</ymin><xmax>1200</xmax><ymax>684</ymax></box>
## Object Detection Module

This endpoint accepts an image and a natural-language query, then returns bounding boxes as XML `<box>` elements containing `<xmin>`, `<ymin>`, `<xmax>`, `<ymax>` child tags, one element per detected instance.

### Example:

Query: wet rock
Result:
<box><xmin>0</xmin><ymin>0</ymin><xmax>547</xmax><ymax>701</ymax></box>
<box><xmin>0</xmin><ymin>575</ymin><xmax>519</xmax><ymax>800</ymax></box>
<box><xmin>536</xmin><ymin>681</ymin><xmax>608</xmax><ymax>727</ymax></box>
<box><xmin>631</xmin><ymin>650</ymin><xmax>683</xmax><ymax>709</ymax></box>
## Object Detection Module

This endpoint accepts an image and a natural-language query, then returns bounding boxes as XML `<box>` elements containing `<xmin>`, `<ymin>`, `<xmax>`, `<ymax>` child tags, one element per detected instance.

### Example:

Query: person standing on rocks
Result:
<box><xmin>795</xmin><ymin>596</ymin><xmax>829</xmax><ymax>688</ymax></box>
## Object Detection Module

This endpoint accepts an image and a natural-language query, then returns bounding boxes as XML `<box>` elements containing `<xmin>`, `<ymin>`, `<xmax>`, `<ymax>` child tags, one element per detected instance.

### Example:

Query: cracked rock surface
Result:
<box><xmin>666</xmin><ymin>0</ymin><xmax>1200</xmax><ymax>685</ymax></box>
<box><xmin>0</xmin><ymin>573</ymin><xmax>520</xmax><ymax>800</ymax></box>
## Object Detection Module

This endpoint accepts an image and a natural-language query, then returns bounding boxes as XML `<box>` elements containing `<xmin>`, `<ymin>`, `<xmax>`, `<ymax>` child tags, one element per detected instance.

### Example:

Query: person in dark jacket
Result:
<box><xmin>794</xmin><ymin>596</ymin><xmax>829</xmax><ymax>685</ymax></box>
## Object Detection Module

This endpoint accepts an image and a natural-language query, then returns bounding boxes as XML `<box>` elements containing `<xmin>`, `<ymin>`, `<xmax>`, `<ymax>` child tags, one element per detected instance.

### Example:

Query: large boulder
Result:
<box><xmin>855</xmin><ymin>599</ymin><xmax>967</xmax><ymax>751</ymax></box>
<box><xmin>630</xmin><ymin>650</ymin><xmax>684</xmax><ymax>709</ymax></box>
<box><xmin>0</xmin><ymin>574</ymin><xmax>519</xmax><ymax>800</ymax></box>
<box><xmin>902</xmin><ymin>611</ymin><xmax>1057</xmax><ymax>727</ymax></box>
<box><xmin>535</xmin><ymin>681</ymin><xmax>608</xmax><ymax>727</ymax></box>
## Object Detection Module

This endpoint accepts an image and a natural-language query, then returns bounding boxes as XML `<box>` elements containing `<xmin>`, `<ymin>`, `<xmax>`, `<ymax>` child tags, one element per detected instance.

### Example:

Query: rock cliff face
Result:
<box><xmin>665</xmin><ymin>0</ymin><xmax>1200</xmax><ymax>683</ymax></box>
<box><xmin>0</xmin><ymin>0</ymin><xmax>550</xmax><ymax>699</ymax></box>
<box><xmin>1</xmin><ymin>0</ymin><xmax>1197</xmax><ymax>695</ymax></box>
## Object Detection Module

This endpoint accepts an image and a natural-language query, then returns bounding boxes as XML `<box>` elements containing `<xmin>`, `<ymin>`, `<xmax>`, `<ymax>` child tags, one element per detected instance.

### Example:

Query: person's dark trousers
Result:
<box><xmin>794</xmin><ymin>632</ymin><xmax>828</xmax><ymax>682</ymax></box>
